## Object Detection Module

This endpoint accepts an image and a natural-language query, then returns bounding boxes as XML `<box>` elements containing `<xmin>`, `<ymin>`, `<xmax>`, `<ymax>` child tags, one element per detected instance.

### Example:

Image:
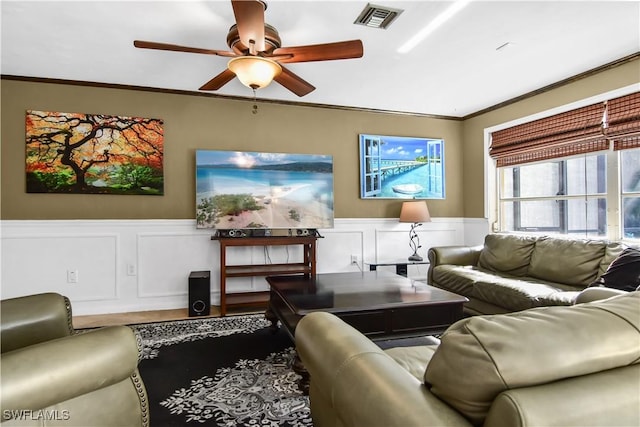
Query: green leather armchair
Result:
<box><xmin>1</xmin><ymin>293</ymin><xmax>149</xmax><ymax>426</ymax></box>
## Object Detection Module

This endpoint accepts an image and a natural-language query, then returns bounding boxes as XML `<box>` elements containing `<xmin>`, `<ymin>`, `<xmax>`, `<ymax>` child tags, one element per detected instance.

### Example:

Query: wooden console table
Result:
<box><xmin>212</xmin><ymin>235</ymin><xmax>318</xmax><ymax>316</ymax></box>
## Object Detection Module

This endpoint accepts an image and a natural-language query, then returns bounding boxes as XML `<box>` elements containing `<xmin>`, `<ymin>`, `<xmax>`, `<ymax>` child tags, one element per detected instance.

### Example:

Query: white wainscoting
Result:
<box><xmin>1</xmin><ymin>218</ymin><xmax>489</xmax><ymax>315</ymax></box>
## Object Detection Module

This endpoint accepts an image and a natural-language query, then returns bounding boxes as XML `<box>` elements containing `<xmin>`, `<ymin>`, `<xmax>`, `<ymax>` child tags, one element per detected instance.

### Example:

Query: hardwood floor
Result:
<box><xmin>73</xmin><ymin>306</ymin><xmax>264</xmax><ymax>329</ymax></box>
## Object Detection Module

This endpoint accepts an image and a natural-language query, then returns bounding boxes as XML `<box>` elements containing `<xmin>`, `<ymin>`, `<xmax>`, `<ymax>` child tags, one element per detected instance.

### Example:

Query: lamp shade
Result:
<box><xmin>399</xmin><ymin>201</ymin><xmax>431</xmax><ymax>223</ymax></box>
<box><xmin>227</xmin><ymin>56</ymin><xmax>282</xmax><ymax>90</ymax></box>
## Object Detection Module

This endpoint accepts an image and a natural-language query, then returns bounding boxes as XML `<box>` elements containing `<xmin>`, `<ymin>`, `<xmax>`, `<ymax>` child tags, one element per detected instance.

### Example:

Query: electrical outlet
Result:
<box><xmin>67</xmin><ymin>270</ymin><xmax>79</xmax><ymax>283</ymax></box>
<box><xmin>351</xmin><ymin>255</ymin><xmax>359</xmax><ymax>264</ymax></box>
<box><xmin>127</xmin><ymin>264</ymin><xmax>137</xmax><ymax>276</ymax></box>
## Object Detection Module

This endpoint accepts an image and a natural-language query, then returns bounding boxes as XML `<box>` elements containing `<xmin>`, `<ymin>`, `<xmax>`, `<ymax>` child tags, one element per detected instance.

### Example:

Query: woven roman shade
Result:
<box><xmin>490</xmin><ymin>103</ymin><xmax>607</xmax><ymax>167</ymax></box>
<box><xmin>606</xmin><ymin>92</ymin><xmax>640</xmax><ymax>151</ymax></box>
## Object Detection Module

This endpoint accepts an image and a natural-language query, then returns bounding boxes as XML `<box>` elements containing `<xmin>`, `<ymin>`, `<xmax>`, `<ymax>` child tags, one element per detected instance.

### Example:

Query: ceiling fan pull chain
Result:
<box><xmin>252</xmin><ymin>88</ymin><xmax>258</xmax><ymax>114</ymax></box>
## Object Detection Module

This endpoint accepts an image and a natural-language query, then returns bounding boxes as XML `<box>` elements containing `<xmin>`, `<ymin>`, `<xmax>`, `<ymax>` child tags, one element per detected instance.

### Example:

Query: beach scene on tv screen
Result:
<box><xmin>196</xmin><ymin>150</ymin><xmax>334</xmax><ymax>229</ymax></box>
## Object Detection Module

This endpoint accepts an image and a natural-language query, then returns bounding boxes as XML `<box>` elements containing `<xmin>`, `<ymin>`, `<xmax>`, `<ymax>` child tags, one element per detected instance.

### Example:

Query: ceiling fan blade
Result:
<box><xmin>199</xmin><ymin>69</ymin><xmax>236</xmax><ymax>91</ymax></box>
<box><xmin>134</xmin><ymin>40</ymin><xmax>237</xmax><ymax>57</ymax></box>
<box><xmin>274</xmin><ymin>66</ymin><xmax>315</xmax><ymax>97</ymax></box>
<box><xmin>231</xmin><ymin>0</ymin><xmax>266</xmax><ymax>52</ymax></box>
<box><xmin>272</xmin><ymin>40</ymin><xmax>363</xmax><ymax>63</ymax></box>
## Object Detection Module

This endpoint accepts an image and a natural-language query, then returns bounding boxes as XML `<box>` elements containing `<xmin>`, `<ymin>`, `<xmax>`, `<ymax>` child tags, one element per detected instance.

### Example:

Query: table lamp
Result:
<box><xmin>399</xmin><ymin>201</ymin><xmax>431</xmax><ymax>261</ymax></box>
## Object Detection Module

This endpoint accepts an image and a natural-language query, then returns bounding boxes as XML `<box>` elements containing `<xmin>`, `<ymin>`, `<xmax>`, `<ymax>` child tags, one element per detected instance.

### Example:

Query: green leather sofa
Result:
<box><xmin>0</xmin><ymin>293</ymin><xmax>149</xmax><ymax>426</ymax></box>
<box><xmin>427</xmin><ymin>233</ymin><xmax>634</xmax><ymax>315</ymax></box>
<box><xmin>296</xmin><ymin>290</ymin><xmax>640</xmax><ymax>427</ymax></box>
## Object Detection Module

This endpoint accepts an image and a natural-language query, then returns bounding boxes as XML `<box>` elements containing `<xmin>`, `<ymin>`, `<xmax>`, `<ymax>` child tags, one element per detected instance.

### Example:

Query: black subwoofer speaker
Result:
<box><xmin>188</xmin><ymin>270</ymin><xmax>210</xmax><ymax>317</ymax></box>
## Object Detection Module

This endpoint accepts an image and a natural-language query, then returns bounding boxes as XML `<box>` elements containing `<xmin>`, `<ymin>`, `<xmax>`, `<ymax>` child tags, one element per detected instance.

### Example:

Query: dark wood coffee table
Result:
<box><xmin>265</xmin><ymin>271</ymin><xmax>468</xmax><ymax>392</ymax></box>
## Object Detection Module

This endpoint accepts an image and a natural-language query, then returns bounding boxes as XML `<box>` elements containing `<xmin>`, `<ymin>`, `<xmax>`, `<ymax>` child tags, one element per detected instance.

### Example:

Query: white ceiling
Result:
<box><xmin>2</xmin><ymin>1</ymin><xmax>639</xmax><ymax>118</ymax></box>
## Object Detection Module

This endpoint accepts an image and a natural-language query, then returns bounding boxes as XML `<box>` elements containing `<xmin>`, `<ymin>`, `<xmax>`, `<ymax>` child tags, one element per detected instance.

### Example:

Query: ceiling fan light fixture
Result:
<box><xmin>227</xmin><ymin>56</ymin><xmax>282</xmax><ymax>90</ymax></box>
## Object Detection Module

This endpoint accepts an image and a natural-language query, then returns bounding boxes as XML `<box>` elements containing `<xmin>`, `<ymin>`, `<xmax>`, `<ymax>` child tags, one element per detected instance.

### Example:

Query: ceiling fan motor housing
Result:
<box><xmin>226</xmin><ymin>24</ymin><xmax>281</xmax><ymax>55</ymax></box>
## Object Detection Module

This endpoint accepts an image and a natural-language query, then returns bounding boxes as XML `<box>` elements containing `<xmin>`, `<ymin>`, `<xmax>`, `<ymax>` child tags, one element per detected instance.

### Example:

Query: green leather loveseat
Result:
<box><xmin>427</xmin><ymin>233</ymin><xmax>634</xmax><ymax>315</ymax></box>
<box><xmin>1</xmin><ymin>293</ymin><xmax>149</xmax><ymax>426</ymax></box>
<box><xmin>296</xmin><ymin>290</ymin><xmax>640</xmax><ymax>427</ymax></box>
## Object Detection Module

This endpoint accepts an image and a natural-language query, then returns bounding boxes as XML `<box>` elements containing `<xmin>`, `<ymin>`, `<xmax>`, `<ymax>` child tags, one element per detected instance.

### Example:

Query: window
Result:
<box><xmin>499</xmin><ymin>153</ymin><xmax>607</xmax><ymax>237</ymax></box>
<box><xmin>488</xmin><ymin>88</ymin><xmax>640</xmax><ymax>242</ymax></box>
<box><xmin>496</xmin><ymin>148</ymin><xmax>639</xmax><ymax>241</ymax></box>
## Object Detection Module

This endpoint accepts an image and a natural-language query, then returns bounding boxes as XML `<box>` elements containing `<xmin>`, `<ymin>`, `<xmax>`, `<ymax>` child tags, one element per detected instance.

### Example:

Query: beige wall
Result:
<box><xmin>1</xmin><ymin>79</ymin><xmax>463</xmax><ymax>220</ymax></box>
<box><xmin>462</xmin><ymin>57</ymin><xmax>640</xmax><ymax>218</ymax></box>
<box><xmin>3</xmin><ymin>57</ymin><xmax>638</xmax><ymax>221</ymax></box>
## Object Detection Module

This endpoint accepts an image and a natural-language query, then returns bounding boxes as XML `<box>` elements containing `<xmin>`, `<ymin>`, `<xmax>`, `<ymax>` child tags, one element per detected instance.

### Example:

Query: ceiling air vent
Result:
<box><xmin>354</xmin><ymin>3</ymin><xmax>403</xmax><ymax>29</ymax></box>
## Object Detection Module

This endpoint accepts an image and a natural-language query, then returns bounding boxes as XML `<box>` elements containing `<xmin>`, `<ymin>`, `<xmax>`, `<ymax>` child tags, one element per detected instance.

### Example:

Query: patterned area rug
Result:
<box><xmin>131</xmin><ymin>315</ymin><xmax>311</xmax><ymax>427</ymax></box>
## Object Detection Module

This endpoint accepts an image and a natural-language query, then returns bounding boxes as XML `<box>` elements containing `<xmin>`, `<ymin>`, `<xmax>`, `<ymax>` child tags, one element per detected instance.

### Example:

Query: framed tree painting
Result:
<box><xmin>359</xmin><ymin>134</ymin><xmax>445</xmax><ymax>199</ymax></box>
<box><xmin>26</xmin><ymin>110</ymin><xmax>164</xmax><ymax>195</ymax></box>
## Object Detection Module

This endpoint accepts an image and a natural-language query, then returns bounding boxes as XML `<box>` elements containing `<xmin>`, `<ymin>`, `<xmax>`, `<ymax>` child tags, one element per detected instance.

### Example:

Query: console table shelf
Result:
<box><xmin>225</xmin><ymin>263</ymin><xmax>312</xmax><ymax>277</ymax></box>
<box><xmin>225</xmin><ymin>291</ymin><xmax>270</xmax><ymax>308</ymax></box>
<box><xmin>212</xmin><ymin>235</ymin><xmax>318</xmax><ymax>316</ymax></box>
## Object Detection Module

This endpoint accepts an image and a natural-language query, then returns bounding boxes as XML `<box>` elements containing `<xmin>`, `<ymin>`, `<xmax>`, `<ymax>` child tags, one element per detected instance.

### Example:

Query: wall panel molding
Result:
<box><xmin>1</xmin><ymin>218</ymin><xmax>487</xmax><ymax>315</ymax></box>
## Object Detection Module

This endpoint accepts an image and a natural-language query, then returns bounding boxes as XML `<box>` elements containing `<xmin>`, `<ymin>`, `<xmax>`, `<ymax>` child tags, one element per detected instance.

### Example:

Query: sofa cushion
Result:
<box><xmin>477</xmin><ymin>234</ymin><xmax>537</xmax><ymax>276</ymax></box>
<box><xmin>384</xmin><ymin>345</ymin><xmax>438</xmax><ymax>381</ymax></box>
<box><xmin>433</xmin><ymin>265</ymin><xmax>581</xmax><ymax>312</ymax></box>
<box><xmin>431</xmin><ymin>265</ymin><xmax>482</xmax><ymax>297</ymax></box>
<box><xmin>473</xmin><ymin>276</ymin><xmax>580</xmax><ymax>312</ymax></box>
<box><xmin>424</xmin><ymin>291</ymin><xmax>640</xmax><ymax>425</ymax></box>
<box><xmin>590</xmin><ymin>247</ymin><xmax>640</xmax><ymax>292</ymax></box>
<box><xmin>528</xmin><ymin>237</ymin><xmax>606</xmax><ymax>286</ymax></box>
<box><xmin>536</xmin><ymin>290</ymin><xmax>582</xmax><ymax>306</ymax></box>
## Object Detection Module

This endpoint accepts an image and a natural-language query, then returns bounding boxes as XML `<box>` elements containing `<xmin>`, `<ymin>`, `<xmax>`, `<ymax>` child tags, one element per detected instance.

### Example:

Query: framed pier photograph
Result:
<box><xmin>359</xmin><ymin>134</ymin><xmax>445</xmax><ymax>199</ymax></box>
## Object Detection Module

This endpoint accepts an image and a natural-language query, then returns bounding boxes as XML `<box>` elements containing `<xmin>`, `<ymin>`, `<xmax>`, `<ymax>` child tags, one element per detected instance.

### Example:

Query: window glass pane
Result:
<box><xmin>621</xmin><ymin>148</ymin><xmax>640</xmax><ymax>193</ymax></box>
<box><xmin>518</xmin><ymin>163</ymin><xmax>560</xmax><ymax>198</ymax></box>
<box><xmin>500</xmin><ymin>200</ymin><xmax>560</xmax><ymax>232</ymax></box>
<box><xmin>500</xmin><ymin>198</ymin><xmax>606</xmax><ymax>236</ymax></box>
<box><xmin>623</xmin><ymin>197</ymin><xmax>640</xmax><ymax>239</ymax></box>
<box><xmin>501</xmin><ymin>168</ymin><xmax>514</xmax><ymax>198</ymax></box>
<box><xmin>502</xmin><ymin>202</ymin><xmax>514</xmax><ymax>230</ymax></box>
<box><xmin>566</xmin><ymin>154</ymin><xmax>606</xmax><ymax>195</ymax></box>
<box><xmin>566</xmin><ymin>198</ymin><xmax>607</xmax><ymax>236</ymax></box>
<box><xmin>501</xmin><ymin>163</ymin><xmax>560</xmax><ymax>198</ymax></box>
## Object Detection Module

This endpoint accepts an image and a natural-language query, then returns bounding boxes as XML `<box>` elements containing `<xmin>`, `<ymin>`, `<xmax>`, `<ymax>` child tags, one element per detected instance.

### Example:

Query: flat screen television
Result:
<box><xmin>196</xmin><ymin>150</ymin><xmax>334</xmax><ymax>230</ymax></box>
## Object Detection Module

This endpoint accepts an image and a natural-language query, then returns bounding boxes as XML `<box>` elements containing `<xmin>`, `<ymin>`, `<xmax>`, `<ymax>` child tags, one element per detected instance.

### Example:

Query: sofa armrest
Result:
<box><xmin>1</xmin><ymin>293</ymin><xmax>74</xmax><ymax>353</ymax></box>
<box><xmin>484</xmin><ymin>364</ymin><xmax>640</xmax><ymax>427</ymax></box>
<box><xmin>427</xmin><ymin>245</ymin><xmax>483</xmax><ymax>284</ymax></box>
<box><xmin>428</xmin><ymin>245</ymin><xmax>483</xmax><ymax>266</ymax></box>
<box><xmin>574</xmin><ymin>287</ymin><xmax>628</xmax><ymax>304</ymax></box>
<box><xmin>296</xmin><ymin>312</ymin><xmax>471</xmax><ymax>427</ymax></box>
<box><xmin>1</xmin><ymin>326</ymin><xmax>141</xmax><ymax>414</ymax></box>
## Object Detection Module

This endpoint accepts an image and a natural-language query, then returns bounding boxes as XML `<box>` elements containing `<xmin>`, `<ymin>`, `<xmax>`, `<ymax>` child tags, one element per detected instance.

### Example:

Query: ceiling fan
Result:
<box><xmin>133</xmin><ymin>0</ymin><xmax>364</xmax><ymax>97</ymax></box>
